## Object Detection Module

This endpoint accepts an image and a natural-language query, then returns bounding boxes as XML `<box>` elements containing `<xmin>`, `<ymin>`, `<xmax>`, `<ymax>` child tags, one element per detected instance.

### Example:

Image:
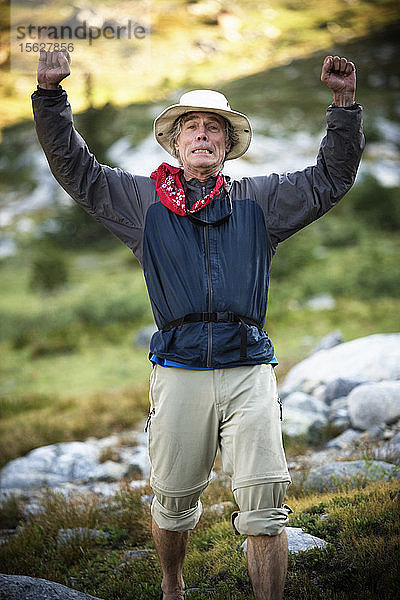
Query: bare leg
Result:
<box><xmin>152</xmin><ymin>518</ymin><xmax>188</xmax><ymax>600</ymax></box>
<box><xmin>246</xmin><ymin>529</ymin><xmax>288</xmax><ymax>600</ymax></box>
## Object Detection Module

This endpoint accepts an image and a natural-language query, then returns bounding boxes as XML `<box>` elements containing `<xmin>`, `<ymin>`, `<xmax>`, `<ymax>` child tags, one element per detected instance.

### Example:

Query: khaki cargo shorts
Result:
<box><xmin>147</xmin><ymin>363</ymin><xmax>291</xmax><ymax>536</ymax></box>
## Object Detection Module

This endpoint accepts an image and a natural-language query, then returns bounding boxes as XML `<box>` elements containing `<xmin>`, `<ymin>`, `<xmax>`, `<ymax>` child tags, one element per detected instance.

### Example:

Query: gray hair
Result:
<box><xmin>168</xmin><ymin>112</ymin><xmax>238</xmax><ymax>164</ymax></box>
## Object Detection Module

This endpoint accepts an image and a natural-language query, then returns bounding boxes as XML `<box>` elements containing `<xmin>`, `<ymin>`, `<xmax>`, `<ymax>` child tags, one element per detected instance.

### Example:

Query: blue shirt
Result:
<box><xmin>150</xmin><ymin>354</ymin><xmax>278</xmax><ymax>369</ymax></box>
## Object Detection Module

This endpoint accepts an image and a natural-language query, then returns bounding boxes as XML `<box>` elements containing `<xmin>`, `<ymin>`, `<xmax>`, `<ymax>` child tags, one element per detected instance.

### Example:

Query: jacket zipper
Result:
<box><xmin>203</xmin><ymin>185</ymin><xmax>213</xmax><ymax>367</ymax></box>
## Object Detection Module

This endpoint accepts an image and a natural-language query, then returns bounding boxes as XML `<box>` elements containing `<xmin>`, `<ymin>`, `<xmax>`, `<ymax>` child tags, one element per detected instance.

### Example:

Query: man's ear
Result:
<box><xmin>225</xmin><ymin>141</ymin><xmax>232</xmax><ymax>155</ymax></box>
<box><xmin>174</xmin><ymin>141</ymin><xmax>181</xmax><ymax>160</ymax></box>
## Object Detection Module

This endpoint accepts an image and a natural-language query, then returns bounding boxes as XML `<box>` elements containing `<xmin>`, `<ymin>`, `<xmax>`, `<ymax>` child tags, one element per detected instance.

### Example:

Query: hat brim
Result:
<box><xmin>154</xmin><ymin>104</ymin><xmax>252</xmax><ymax>160</ymax></box>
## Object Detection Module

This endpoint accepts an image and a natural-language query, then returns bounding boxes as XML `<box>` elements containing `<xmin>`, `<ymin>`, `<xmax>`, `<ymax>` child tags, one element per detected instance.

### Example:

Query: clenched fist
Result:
<box><xmin>37</xmin><ymin>48</ymin><xmax>71</xmax><ymax>90</ymax></box>
<box><xmin>321</xmin><ymin>55</ymin><xmax>356</xmax><ymax>107</ymax></box>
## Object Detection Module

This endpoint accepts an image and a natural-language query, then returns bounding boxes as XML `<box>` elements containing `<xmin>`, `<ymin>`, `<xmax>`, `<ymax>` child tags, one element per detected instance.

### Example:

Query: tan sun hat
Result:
<box><xmin>154</xmin><ymin>89</ymin><xmax>252</xmax><ymax>160</ymax></box>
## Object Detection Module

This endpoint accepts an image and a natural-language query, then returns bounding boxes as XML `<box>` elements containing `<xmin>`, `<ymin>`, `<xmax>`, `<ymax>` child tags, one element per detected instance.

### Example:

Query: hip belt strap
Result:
<box><xmin>162</xmin><ymin>312</ymin><xmax>262</xmax><ymax>361</ymax></box>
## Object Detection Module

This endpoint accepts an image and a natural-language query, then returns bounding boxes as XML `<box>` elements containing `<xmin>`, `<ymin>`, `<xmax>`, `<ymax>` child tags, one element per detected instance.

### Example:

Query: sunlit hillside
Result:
<box><xmin>1</xmin><ymin>0</ymin><xmax>399</xmax><ymax>130</ymax></box>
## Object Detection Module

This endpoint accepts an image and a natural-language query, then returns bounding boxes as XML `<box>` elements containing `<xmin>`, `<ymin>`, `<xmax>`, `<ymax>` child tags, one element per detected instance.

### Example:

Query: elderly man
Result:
<box><xmin>32</xmin><ymin>49</ymin><xmax>364</xmax><ymax>600</ymax></box>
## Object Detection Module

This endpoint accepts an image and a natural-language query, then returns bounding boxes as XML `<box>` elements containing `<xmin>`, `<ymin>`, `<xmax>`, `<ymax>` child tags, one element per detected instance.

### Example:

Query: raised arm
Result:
<box><xmin>32</xmin><ymin>50</ymin><xmax>155</xmax><ymax>263</ymax></box>
<box><xmin>241</xmin><ymin>56</ymin><xmax>364</xmax><ymax>248</ymax></box>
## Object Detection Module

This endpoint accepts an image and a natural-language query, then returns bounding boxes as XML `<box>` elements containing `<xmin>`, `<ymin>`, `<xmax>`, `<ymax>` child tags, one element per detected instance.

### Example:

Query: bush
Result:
<box><xmin>270</xmin><ymin>228</ymin><xmax>317</xmax><ymax>280</ymax></box>
<box><xmin>41</xmin><ymin>204</ymin><xmax>119</xmax><ymax>250</ymax></box>
<box><xmin>74</xmin><ymin>292</ymin><xmax>150</xmax><ymax>328</ymax></box>
<box><xmin>29</xmin><ymin>249</ymin><xmax>69</xmax><ymax>293</ymax></box>
<box><xmin>348</xmin><ymin>174</ymin><xmax>400</xmax><ymax>231</ymax></box>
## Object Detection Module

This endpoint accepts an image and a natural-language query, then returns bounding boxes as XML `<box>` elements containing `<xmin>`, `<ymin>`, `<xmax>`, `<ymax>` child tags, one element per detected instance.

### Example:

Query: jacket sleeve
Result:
<box><xmin>31</xmin><ymin>87</ymin><xmax>154</xmax><ymax>262</ymax></box>
<box><xmin>243</xmin><ymin>104</ymin><xmax>365</xmax><ymax>249</ymax></box>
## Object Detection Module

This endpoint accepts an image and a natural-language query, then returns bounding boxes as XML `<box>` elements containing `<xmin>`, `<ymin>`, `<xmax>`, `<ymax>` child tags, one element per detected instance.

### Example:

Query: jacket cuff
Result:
<box><xmin>329</xmin><ymin>102</ymin><xmax>361</xmax><ymax>110</ymax></box>
<box><xmin>35</xmin><ymin>85</ymin><xmax>64</xmax><ymax>96</ymax></box>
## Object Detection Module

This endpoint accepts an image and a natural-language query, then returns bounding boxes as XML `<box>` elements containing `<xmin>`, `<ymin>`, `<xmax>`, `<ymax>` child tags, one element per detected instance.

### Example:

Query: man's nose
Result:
<box><xmin>196</xmin><ymin>126</ymin><xmax>208</xmax><ymax>140</ymax></box>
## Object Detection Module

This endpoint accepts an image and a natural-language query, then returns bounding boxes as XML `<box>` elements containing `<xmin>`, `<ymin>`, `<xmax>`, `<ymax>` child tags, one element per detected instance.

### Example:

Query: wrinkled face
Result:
<box><xmin>174</xmin><ymin>112</ymin><xmax>231</xmax><ymax>177</ymax></box>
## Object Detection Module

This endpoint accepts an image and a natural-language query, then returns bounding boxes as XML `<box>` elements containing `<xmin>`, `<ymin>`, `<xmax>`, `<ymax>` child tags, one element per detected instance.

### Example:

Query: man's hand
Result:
<box><xmin>321</xmin><ymin>55</ymin><xmax>356</xmax><ymax>107</ymax></box>
<box><xmin>37</xmin><ymin>48</ymin><xmax>71</xmax><ymax>90</ymax></box>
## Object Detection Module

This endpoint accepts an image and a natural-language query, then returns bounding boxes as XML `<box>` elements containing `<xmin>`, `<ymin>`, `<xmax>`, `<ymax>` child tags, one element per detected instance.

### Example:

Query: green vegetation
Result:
<box><xmin>1</xmin><ymin>0</ymin><xmax>399</xmax><ymax>130</ymax></box>
<box><xmin>0</xmin><ymin>480</ymin><xmax>399</xmax><ymax>599</ymax></box>
<box><xmin>29</xmin><ymin>247</ymin><xmax>69</xmax><ymax>292</ymax></box>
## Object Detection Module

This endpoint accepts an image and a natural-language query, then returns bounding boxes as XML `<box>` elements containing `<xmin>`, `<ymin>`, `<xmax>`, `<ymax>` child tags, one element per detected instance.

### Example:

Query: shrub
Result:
<box><xmin>29</xmin><ymin>249</ymin><xmax>69</xmax><ymax>293</ymax></box>
<box><xmin>348</xmin><ymin>174</ymin><xmax>400</xmax><ymax>231</ymax></box>
<box><xmin>42</xmin><ymin>204</ymin><xmax>119</xmax><ymax>249</ymax></box>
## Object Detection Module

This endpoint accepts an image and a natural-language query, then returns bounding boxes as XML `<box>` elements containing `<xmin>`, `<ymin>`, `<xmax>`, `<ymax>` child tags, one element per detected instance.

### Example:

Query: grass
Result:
<box><xmin>0</xmin><ymin>479</ymin><xmax>399</xmax><ymax>599</ymax></box>
<box><xmin>0</xmin><ymin>382</ymin><xmax>150</xmax><ymax>468</ymax></box>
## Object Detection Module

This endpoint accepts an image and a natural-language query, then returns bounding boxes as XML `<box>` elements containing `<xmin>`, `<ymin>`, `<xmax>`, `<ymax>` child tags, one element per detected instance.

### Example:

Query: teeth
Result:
<box><xmin>193</xmin><ymin>149</ymin><xmax>211</xmax><ymax>154</ymax></box>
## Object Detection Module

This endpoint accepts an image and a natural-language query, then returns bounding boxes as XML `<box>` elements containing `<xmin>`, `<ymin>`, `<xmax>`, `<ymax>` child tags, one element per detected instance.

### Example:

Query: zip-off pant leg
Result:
<box><xmin>147</xmin><ymin>364</ymin><xmax>291</xmax><ymax>534</ymax></box>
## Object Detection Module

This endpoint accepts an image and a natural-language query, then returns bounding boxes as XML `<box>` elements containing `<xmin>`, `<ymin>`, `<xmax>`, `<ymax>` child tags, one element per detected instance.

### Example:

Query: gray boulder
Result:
<box><xmin>348</xmin><ymin>381</ymin><xmax>400</xmax><ymax>430</ymax></box>
<box><xmin>325</xmin><ymin>429</ymin><xmax>361</xmax><ymax>450</ymax></box>
<box><xmin>285</xmin><ymin>527</ymin><xmax>328</xmax><ymax>553</ymax></box>
<box><xmin>241</xmin><ymin>527</ymin><xmax>327</xmax><ymax>556</ymax></box>
<box><xmin>283</xmin><ymin>392</ymin><xmax>328</xmax><ymax>415</ymax></box>
<box><xmin>0</xmin><ymin>442</ymin><xmax>101</xmax><ymax>490</ymax></box>
<box><xmin>0</xmin><ymin>432</ymin><xmax>151</xmax><ymax>494</ymax></box>
<box><xmin>282</xmin><ymin>392</ymin><xmax>328</xmax><ymax>438</ymax></box>
<box><xmin>311</xmin><ymin>330</ymin><xmax>343</xmax><ymax>353</ymax></box>
<box><xmin>328</xmin><ymin>396</ymin><xmax>351</xmax><ymax>430</ymax></box>
<box><xmin>0</xmin><ymin>574</ymin><xmax>104</xmax><ymax>600</ymax></box>
<box><xmin>323</xmin><ymin>377</ymin><xmax>366</xmax><ymax>404</ymax></box>
<box><xmin>281</xmin><ymin>333</ymin><xmax>400</xmax><ymax>396</ymax></box>
<box><xmin>304</xmin><ymin>459</ymin><xmax>400</xmax><ymax>492</ymax></box>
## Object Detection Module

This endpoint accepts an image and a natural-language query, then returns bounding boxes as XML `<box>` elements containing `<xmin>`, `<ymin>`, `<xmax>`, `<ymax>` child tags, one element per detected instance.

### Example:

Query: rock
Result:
<box><xmin>330</xmin><ymin>416</ymin><xmax>352</xmax><ymax>431</ymax></box>
<box><xmin>0</xmin><ymin>430</ymin><xmax>151</xmax><ymax>494</ymax></box>
<box><xmin>283</xmin><ymin>392</ymin><xmax>328</xmax><ymax>415</ymax></box>
<box><xmin>0</xmin><ymin>442</ymin><xmax>101</xmax><ymax>490</ymax></box>
<box><xmin>348</xmin><ymin>381</ymin><xmax>400</xmax><ymax>430</ymax></box>
<box><xmin>328</xmin><ymin>396</ymin><xmax>351</xmax><ymax>430</ymax></box>
<box><xmin>282</xmin><ymin>410</ymin><xmax>328</xmax><ymax>439</ymax></box>
<box><xmin>286</xmin><ymin>527</ymin><xmax>328</xmax><ymax>553</ymax></box>
<box><xmin>241</xmin><ymin>527</ymin><xmax>328</xmax><ymax>556</ymax></box>
<box><xmin>207</xmin><ymin>501</ymin><xmax>234</xmax><ymax>516</ymax></box>
<box><xmin>391</xmin><ymin>432</ymin><xmax>400</xmax><ymax>446</ymax></box>
<box><xmin>280</xmin><ymin>333</ymin><xmax>400</xmax><ymax>397</ymax></box>
<box><xmin>306</xmin><ymin>294</ymin><xmax>336</xmax><ymax>312</ymax></box>
<box><xmin>358</xmin><ymin>425</ymin><xmax>386</xmax><ymax>441</ymax></box>
<box><xmin>119</xmin><ymin>444</ymin><xmax>151</xmax><ymax>480</ymax></box>
<box><xmin>311</xmin><ymin>329</ymin><xmax>343</xmax><ymax>352</ymax></box>
<box><xmin>305</xmin><ymin>448</ymin><xmax>345</xmax><ymax>468</ymax></box>
<box><xmin>282</xmin><ymin>392</ymin><xmax>328</xmax><ymax>439</ymax></box>
<box><xmin>328</xmin><ymin>396</ymin><xmax>349</xmax><ymax>418</ymax></box>
<box><xmin>89</xmin><ymin>460</ymin><xmax>128</xmax><ymax>482</ymax></box>
<box><xmin>325</xmin><ymin>429</ymin><xmax>361</xmax><ymax>450</ymax></box>
<box><xmin>0</xmin><ymin>574</ymin><xmax>105</xmax><ymax>600</ymax></box>
<box><xmin>124</xmin><ymin>549</ymin><xmax>155</xmax><ymax>560</ymax></box>
<box><xmin>304</xmin><ymin>460</ymin><xmax>400</xmax><ymax>492</ymax></box>
<box><xmin>323</xmin><ymin>377</ymin><xmax>366</xmax><ymax>404</ymax></box>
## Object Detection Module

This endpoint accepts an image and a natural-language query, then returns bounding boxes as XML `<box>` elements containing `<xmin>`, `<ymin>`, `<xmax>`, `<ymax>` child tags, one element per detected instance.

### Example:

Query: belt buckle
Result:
<box><xmin>215</xmin><ymin>311</ymin><xmax>230</xmax><ymax>322</ymax></box>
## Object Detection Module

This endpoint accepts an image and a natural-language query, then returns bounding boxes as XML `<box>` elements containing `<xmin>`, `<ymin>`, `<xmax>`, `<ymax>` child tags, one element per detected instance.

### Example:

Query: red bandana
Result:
<box><xmin>150</xmin><ymin>162</ymin><xmax>226</xmax><ymax>216</ymax></box>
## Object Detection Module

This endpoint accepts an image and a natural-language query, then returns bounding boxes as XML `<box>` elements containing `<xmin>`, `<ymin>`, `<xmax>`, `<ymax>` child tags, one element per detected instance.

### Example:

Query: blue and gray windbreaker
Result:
<box><xmin>32</xmin><ymin>88</ymin><xmax>364</xmax><ymax>368</ymax></box>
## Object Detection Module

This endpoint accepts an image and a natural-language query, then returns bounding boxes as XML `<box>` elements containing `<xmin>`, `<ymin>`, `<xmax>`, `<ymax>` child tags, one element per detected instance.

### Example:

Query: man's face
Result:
<box><xmin>174</xmin><ymin>112</ymin><xmax>231</xmax><ymax>177</ymax></box>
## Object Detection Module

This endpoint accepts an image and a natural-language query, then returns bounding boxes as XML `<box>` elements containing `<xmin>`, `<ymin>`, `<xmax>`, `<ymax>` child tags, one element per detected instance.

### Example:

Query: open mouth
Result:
<box><xmin>192</xmin><ymin>149</ymin><xmax>213</xmax><ymax>154</ymax></box>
